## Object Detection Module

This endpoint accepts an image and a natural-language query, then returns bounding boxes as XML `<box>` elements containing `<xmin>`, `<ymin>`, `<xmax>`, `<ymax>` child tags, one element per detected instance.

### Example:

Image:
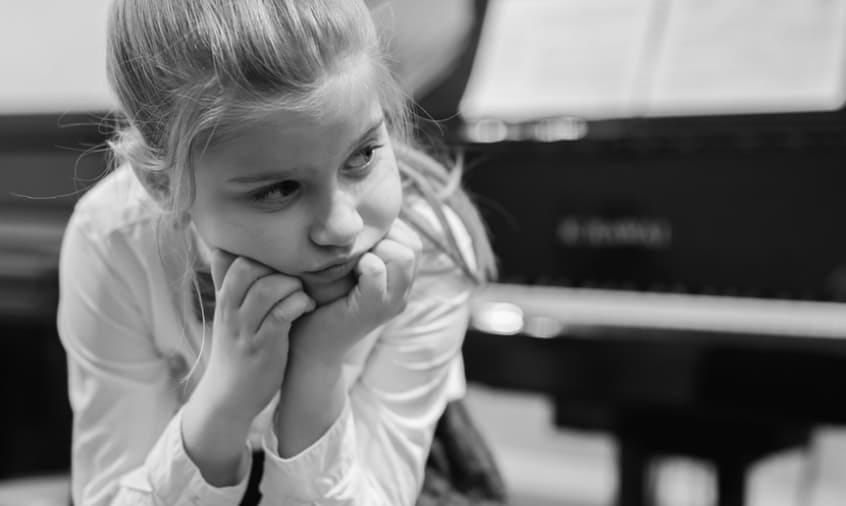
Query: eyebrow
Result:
<box><xmin>227</xmin><ymin>117</ymin><xmax>385</xmax><ymax>184</ymax></box>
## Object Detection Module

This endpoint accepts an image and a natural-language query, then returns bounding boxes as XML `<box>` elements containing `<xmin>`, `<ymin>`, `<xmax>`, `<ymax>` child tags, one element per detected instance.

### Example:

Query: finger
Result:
<box><xmin>355</xmin><ymin>252</ymin><xmax>388</xmax><ymax>300</ymax></box>
<box><xmin>386</xmin><ymin>219</ymin><xmax>424</xmax><ymax>253</ymax></box>
<box><xmin>210</xmin><ymin>248</ymin><xmax>237</xmax><ymax>292</ymax></box>
<box><xmin>385</xmin><ymin>221</ymin><xmax>423</xmax><ymax>281</ymax></box>
<box><xmin>257</xmin><ymin>290</ymin><xmax>316</xmax><ymax>338</ymax></box>
<box><xmin>240</xmin><ymin>274</ymin><xmax>304</xmax><ymax>333</ymax></box>
<box><xmin>217</xmin><ymin>256</ymin><xmax>275</xmax><ymax>310</ymax></box>
<box><xmin>371</xmin><ymin>239</ymin><xmax>416</xmax><ymax>297</ymax></box>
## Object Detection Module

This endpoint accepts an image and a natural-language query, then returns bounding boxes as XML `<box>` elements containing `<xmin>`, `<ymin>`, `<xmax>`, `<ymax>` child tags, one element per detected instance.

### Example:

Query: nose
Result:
<box><xmin>310</xmin><ymin>188</ymin><xmax>364</xmax><ymax>249</ymax></box>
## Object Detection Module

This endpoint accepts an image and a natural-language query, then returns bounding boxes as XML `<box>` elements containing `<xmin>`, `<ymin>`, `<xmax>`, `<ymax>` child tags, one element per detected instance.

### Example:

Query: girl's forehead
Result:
<box><xmin>309</xmin><ymin>53</ymin><xmax>380</xmax><ymax>117</ymax></box>
<box><xmin>196</xmin><ymin>64</ymin><xmax>384</xmax><ymax>174</ymax></box>
<box><xmin>213</xmin><ymin>54</ymin><xmax>380</xmax><ymax>146</ymax></box>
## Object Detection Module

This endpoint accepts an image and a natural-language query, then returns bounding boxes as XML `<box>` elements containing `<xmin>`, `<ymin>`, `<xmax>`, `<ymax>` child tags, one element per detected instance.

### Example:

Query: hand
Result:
<box><xmin>193</xmin><ymin>249</ymin><xmax>315</xmax><ymax>426</ymax></box>
<box><xmin>290</xmin><ymin>219</ymin><xmax>424</xmax><ymax>367</ymax></box>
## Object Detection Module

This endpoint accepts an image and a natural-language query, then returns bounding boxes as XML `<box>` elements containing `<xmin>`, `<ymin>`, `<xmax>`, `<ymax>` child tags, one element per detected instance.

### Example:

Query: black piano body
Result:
<box><xmin>449</xmin><ymin>107</ymin><xmax>846</xmax><ymax>505</ymax></box>
<box><xmin>454</xmin><ymin>107</ymin><xmax>846</xmax><ymax>428</ymax></box>
<box><xmin>459</xmin><ymin>111</ymin><xmax>846</xmax><ymax>302</ymax></box>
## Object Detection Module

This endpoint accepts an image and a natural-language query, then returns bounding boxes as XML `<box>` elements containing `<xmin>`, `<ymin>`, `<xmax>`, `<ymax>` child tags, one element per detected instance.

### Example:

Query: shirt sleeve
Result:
<box><xmin>259</xmin><ymin>205</ymin><xmax>475</xmax><ymax>505</ymax></box>
<box><xmin>57</xmin><ymin>213</ymin><xmax>251</xmax><ymax>506</ymax></box>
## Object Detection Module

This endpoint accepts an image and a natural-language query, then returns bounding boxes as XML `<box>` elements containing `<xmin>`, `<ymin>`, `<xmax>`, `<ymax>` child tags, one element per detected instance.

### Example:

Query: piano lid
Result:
<box><xmin>459</xmin><ymin>0</ymin><xmax>846</xmax><ymax>126</ymax></box>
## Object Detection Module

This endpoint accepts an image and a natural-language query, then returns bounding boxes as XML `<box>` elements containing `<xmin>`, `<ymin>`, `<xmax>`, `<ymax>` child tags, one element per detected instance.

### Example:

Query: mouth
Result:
<box><xmin>305</xmin><ymin>255</ymin><xmax>360</xmax><ymax>281</ymax></box>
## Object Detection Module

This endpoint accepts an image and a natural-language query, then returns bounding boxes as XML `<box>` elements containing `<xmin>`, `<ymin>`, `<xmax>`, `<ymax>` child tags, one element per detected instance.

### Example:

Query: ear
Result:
<box><xmin>131</xmin><ymin>165</ymin><xmax>173</xmax><ymax>208</ymax></box>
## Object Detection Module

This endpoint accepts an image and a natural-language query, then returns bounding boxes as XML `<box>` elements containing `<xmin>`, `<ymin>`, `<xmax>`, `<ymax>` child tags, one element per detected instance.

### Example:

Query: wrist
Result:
<box><xmin>283</xmin><ymin>351</ymin><xmax>345</xmax><ymax>399</ymax></box>
<box><xmin>189</xmin><ymin>378</ymin><xmax>255</xmax><ymax>434</ymax></box>
<box><xmin>182</xmin><ymin>394</ymin><xmax>251</xmax><ymax>487</ymax></box>
<box><xmin>275</xmin><ymin>356</ymin><xmax>346</xmax><ymax>458</ymax></box>
<box><xmin>184</xmin><ymin>394</ymin><xmax>253</xmax><ymax>444</ymax></box>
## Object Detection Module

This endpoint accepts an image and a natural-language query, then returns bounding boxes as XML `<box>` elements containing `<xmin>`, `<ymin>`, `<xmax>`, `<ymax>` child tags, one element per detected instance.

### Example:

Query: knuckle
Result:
<box><xmin>228</xmin><ymin>256</ymin><xmax>251</xmax><ymax>276</ymax></box>
<box><xmin>267</xmin><ymin>274</ymin><xmax>300</xmax><ymax>295</ymax></box>
<box><xmin>361</xmin><ymin>254</ymin><xmax>384</xmax><ymax>275</ymax></box>
<box><xmin>281</xmin><ymin>275</ymin><xmax>302</xmax><ymax>291</ymax></box>
<box><xmin>236</xmin><ymin>258</ymin><xmax>272</xmax><ymax>281</ymax></box>
<box><xmin>270</xmin><ymin>308</ymin><xmax>289</xmax><ymax>323</ymax></box>
<box><xmin>397</xmin><ymin>247</ymin><xmax>415</xmax><ymax>265</ymax></box>
<box><xmin>243</xmin><ymin>337</ymin><xmax>262</xmax><ymax>355</ymax></box>
<box><xmin>272</xmin><ymin>303</ymin><xmax>296</xmax><ymax>323</ymax></box>
<box><xmin>371</xmin><ymin>242</ymin><xmax>388</xmax><ymax>257</ymax></box>
<box><xmin>253</xmin><ymin>278</ymin><xmax>276</xmax><ymax>301</ymax></box>
<box><xmin>271</xmin><ymin>295</ymin><xmax>306</xmax><ymax>322</ymax></box>
<box><xmin>410</xmin><ymin>233</ymin><xmax>423</xmax><ymax>252</ymax></box>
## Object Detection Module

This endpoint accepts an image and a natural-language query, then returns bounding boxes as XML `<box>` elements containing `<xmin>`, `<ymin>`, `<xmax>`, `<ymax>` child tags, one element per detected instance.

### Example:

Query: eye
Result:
<box><xmin>250</xmin><ymin>180</ymin><xmax>301</xmax><ymax>203</ymax></box>
<box><xmin>344</xmin><ymin>143</ymin><xmax>382</xmax><ymax>174</ymax></box>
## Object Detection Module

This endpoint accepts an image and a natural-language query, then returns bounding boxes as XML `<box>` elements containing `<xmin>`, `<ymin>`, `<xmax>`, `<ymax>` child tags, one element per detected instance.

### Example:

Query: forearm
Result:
<box><xmin>260</xmin><ymin>357</ymin><xmax>450</xmax><ymax>506</ymax></box>
<box><xmin>274</xmin><ymin>353</ymin><xmax>346</xmax><ymax>458</ymax></box>
<box><xmin>181</xmin><ymin>383</ymin><xmax>252</xmax><ymax>487</ymax></box>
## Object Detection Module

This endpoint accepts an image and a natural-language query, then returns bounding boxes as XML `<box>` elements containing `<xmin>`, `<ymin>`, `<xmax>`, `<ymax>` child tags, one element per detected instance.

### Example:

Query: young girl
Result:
<box><xmin>57</xmin><ymin>0</ymin><xmax>500</xmax><ymax>504</ymax></box>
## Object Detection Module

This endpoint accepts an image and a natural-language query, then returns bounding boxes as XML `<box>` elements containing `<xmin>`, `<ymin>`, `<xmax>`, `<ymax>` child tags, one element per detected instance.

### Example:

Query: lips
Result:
<box><xmin>306</xmin><ymin>256</ymin><xmax>359</xmax><ymax>281</ymax></box>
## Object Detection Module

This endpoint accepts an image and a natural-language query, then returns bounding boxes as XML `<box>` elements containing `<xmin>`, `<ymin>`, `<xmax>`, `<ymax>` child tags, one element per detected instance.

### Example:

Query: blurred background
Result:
<box><xmin>3</xmin><ymin>1</ymin><xmax>846</xmax><ymax>505</ymax></box>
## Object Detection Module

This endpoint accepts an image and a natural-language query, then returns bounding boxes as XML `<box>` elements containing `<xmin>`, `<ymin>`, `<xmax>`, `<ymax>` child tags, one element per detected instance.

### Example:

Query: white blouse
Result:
<box><xmin>57</xmin><ymin>164</ymin><xmax>476</xmax><ymax>505</ymax></box>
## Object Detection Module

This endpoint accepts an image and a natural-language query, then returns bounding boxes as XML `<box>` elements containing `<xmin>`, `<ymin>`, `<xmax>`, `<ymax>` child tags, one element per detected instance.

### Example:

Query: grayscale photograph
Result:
<box><xmin>1</xmin><ymin>1</ymin><xmax>846</xmax><ymax>505</ymax></box>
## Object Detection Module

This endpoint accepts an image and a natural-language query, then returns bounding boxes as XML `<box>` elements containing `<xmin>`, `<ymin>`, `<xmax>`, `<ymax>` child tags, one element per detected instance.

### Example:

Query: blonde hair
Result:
<box><xmin>105</xmin><ymin>0</ymin><xmax>496</xmax><ymax>294</ymax></box>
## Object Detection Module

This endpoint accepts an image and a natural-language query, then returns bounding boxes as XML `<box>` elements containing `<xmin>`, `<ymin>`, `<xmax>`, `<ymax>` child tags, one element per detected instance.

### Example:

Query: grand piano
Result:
<box><xmin>428</xmin><ymin>1</ymin><xmax>846</xmax><ymax>506</ymax></box>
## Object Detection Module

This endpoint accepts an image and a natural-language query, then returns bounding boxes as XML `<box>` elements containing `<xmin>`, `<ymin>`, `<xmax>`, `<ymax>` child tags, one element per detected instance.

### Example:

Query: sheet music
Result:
<box><xmin>0</xmin><ymin>1</ymin><xmax>116</xmax><ymax>114</ymax></box>
<box><xmin>460</xmin><ymin>0</ymin><xmax>846</xmax><ymax>122</ymax></box>
<box><xmin>459</xmin><ymin>0</ymin><xmax>658</xmax><ymax>122</ymax></box>
<box><xmin>646</xmin><ymin>0</ymin><xmax>846</xmax><ymax>116</ymax></box>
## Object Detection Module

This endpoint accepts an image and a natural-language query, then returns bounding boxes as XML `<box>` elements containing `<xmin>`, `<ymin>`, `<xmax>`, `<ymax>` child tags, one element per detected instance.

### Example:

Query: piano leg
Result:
<box><xmin>715</xmin><ymin>457</ymin><xmax>745</xmax><ymax>506</ymax></box>
<box><xmin>614</xmin><ymin>419</ymin><xmax>809</xmax><ymax>506</ymax></box>
<box><xmin>617</xmin><ymin>437</ymin><xmax>649</xmax><ymax>506</ymax></box>
<box><xmin>617</xmin><ymin>438</ymin><xmax>747</xmax><ymax>506</ymax></box>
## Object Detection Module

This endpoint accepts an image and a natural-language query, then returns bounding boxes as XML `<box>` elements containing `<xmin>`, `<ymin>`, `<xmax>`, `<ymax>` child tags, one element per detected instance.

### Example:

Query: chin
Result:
<box><xmin>305</xmin><ymin>274</ymin><xmax>357</xmax><ymax>306</ymax></box>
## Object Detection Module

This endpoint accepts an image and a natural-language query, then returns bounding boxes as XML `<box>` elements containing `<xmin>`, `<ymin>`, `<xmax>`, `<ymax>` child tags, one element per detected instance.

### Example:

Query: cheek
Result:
<box><xmin>190</xmin><ymin>204</ymin><xmax>283</xmax><ymax>263</ymax></box>
<box><xmin>189</xmin><ymin>183</ymin><xmax>304</xmax><ymax>271</ymax></box>
<box><xmin>192</xmin><ymin>217</ymin><xmax>252</xmax><ymax>264</ymax></box>
<box><xmin>190</xmin><ymin>210</ymin><xmax>227</xmax><ymax>252</ymax></box>
<box><xmin>364</xmin><ymin>164</ymin><xmax>403</xmax><ymax>229</ymax></box>
<box><xmin>190</xmin><ymin>188</ymin><xmax>234</xmax><ymax>243</ymax></box>
<box><xmin>191</xmin><ymin>200</ymin><xmax>237</xmax><ymax>247</ymax></box>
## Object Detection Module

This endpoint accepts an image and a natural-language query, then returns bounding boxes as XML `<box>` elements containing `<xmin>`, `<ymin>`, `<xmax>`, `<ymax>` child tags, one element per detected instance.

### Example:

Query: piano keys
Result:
<box><xmin>471</xmin><ymin>283</ymin><xmax>846</xmax><ymax>341</ymax></box>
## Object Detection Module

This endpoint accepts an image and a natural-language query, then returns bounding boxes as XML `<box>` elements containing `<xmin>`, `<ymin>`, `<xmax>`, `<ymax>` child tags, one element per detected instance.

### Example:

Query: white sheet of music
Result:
<box><xmin>459</xmin><ymin>0</ymin><xmax>658</xmax><ymax>121</ymax></box>
<box><xmin>646</xmin><ymin>0</ymin><xmax>846</xmax><ymax>116</ymax></box>
<box><xmin>460</xmin><ymin>0</ymin><xmax>846</xmax><ymax>121</ymax></box>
